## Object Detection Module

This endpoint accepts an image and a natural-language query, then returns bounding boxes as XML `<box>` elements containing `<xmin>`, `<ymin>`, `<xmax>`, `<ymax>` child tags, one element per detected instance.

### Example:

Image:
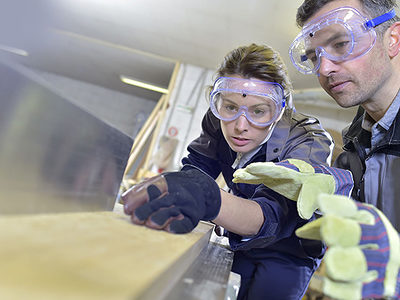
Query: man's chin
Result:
<box><xmin>326</xmin><ymin>92</ymin><xmax>355</xmax><ymax>109</ymax></box>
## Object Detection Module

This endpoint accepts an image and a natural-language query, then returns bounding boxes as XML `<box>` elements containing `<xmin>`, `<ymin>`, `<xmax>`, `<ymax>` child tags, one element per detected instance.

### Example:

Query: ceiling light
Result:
<box><xmin>0</xmin><ymin>45</ymin><xmax>29</xmax><ymax>56</ymax></box>
<box><xmin>120</xmin><ymin>75</ymin><xmax>169</xmax><ymax>94</ymax></box>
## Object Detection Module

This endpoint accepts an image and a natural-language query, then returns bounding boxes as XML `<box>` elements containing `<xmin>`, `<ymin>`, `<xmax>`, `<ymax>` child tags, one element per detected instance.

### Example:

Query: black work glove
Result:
<box><xmin>122</xmin><ymin>166</ymin><xmax>221</xmax><ymax>234</ymax></box>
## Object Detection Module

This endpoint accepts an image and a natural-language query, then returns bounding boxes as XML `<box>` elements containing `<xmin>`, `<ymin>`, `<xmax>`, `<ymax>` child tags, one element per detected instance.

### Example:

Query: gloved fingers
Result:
<box><xmin>296</xmin><ymin>194</ymin><xmax>361</xmax><ymax>241</ymax></box>
<box><xmin>242</xmin><ymin>161</ymin><xmax>303</xmax><ymax>178</ymax></box>
<box><xmin>297</xmin><ymin>194</ymin><xmax>400</xmax><ymax>299</ymax></box>
<box><xmin>295</xmin><ymin>214</ymin><xmax>361</xmax><ymax>247</ymax></box>
<box><xmin>233</xmin><ymin>165</ymin><xmax>305</xmax><ymax>202</ymax></box>
<box><xmin>233</xmin><ymin>168</ymin><xmax>304</xmax><ymax>202</ymax></box>
<box><xmin>318</xmin><ymin>193</ymin><xmax>358</xmax><ymax>217</ymax></box>
<box><xmin>320</xmin><ymin>214</ymin><xmax>361</xmax><ymax>247</ymax></box>
<box><xmin>167</xmin><ymin>217</ymin><xmax>197</xmax><ymax>234</ymax></box>
<box><xmin>145</xmin><ymin>206</ymin><xmax>183</xmax><ymax>229</ymax></box>
<box><xmin>132</xmin><ymin>195</ymin><xmax>174</xmax><ymax>224</ymax></box>
<box><xmin>122</xmin><ymin>175</ymin><xmax>168</xmax><ymax>214</ymax></box>
<box><xmin>354</xmin><ymin>209</ymin><xmax>376</xmax><ymax>225</ymax></box>
<box><xmin>296</xmin><ymin>184</ymin><xmax>319</xmax><ymax>219</ymax></box>
<box><xmin>232</xmin><ymin>169</ymin><xmax>266</xmax><ymax>184</ymax></box>
<box><xmin>323</xmin><ymin>276</ymin><xmax>363</xmax><ymax>300</ymax></box>
<box><xmin>316</xmin><ymin>195</ymin><xmax>379</xmax><ymax>247</ymax></box>
<box><xmin>295</xmin><ymin>217</ymin><xmax>323</xmax><ymax>240</ymax></box>
<box><xmin>123</xmin><ymin>190</ymin><xmax>149</xmax><ymax>215</ymax></box>
<box><xmin>325</xmin><ymin>246</ymin><xmax>368</xmax><ymax>281</ymax></box>
<box><xmin>324</xmin><ymin>249</ymin><xmax>379</xmax><ymax>300</ymax></box>
<box><xmin>146</xmin><ymin>184</ymin><xmax>164</xmax><ymax>200</ymax></box>
<box><xmin>295</xmin><ymin>179</ymin><xmax>334</xmax><ymax>220</ymax></box>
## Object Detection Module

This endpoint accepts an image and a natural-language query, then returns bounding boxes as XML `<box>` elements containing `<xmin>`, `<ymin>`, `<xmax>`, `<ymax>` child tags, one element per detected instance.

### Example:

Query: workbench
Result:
<box><xmin>0</xmin><ymin>204</ymin><xmax>235</xmax><ymax>300</ymax></box>
<box><xmin>0</xmin><ymin>55</ymin><xmax>236</xmax><ymax>300</ymax></box>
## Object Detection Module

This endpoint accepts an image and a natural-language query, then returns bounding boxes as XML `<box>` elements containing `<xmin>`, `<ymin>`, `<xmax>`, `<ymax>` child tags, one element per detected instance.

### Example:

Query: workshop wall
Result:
<box><xmin>25</xmin><ymin>67</ymin><xmax>156</xmax><ymax>138</ymax></box>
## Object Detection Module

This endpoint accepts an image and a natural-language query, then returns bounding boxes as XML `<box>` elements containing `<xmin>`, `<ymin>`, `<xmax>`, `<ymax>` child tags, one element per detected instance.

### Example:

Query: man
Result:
<box><xmin>291</xmin><ymin>0</ymin><xmax>400</xmax><ymax>231</ymax></box>
<box><xmin>286</xmin><ymin>0</ymin><xmax>400</xmax><ymax>298</ymax></box>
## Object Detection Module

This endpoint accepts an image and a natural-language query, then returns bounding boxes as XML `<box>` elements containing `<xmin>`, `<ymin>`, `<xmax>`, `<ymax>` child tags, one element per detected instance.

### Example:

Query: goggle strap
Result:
<box><xmin>365</xmin><ymin>9</ymin><xmax>396</xmax><ymax>29</ymax></box>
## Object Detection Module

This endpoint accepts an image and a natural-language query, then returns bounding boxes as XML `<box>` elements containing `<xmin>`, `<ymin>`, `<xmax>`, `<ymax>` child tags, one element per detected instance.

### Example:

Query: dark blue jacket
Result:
<box><xmin>182</xmin><ymin>108</ymin><xmax>333</xmax><ymax>261</ymax></box>
<box><xmin>334</xmin><ymin>106</ymin><xmax>400</xmax><ymax>231</ymax></box>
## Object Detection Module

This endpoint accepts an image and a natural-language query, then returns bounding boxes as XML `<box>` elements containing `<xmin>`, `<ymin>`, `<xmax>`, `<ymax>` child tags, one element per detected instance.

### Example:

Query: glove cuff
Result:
<box><xmin>315</xmin><ymin>164</ymin><xmax>354</xmax><ymax>198</ymax></box>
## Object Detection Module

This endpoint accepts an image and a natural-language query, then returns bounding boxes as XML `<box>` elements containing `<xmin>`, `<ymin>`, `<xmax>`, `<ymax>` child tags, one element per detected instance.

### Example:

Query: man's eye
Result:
<box><xmin>304</xmin><ymin>52</ymin><xmax>317</xmax><ymax>64</ymax></box>
<box><xmin>334</xmin><ymin>41</ymin><xmax>350</xmax><ymax>49</ymax></box>
<box><xmin>309</xmin><ymin>54</ymin><xmax>317</xmax><ymax>63</ymax></box>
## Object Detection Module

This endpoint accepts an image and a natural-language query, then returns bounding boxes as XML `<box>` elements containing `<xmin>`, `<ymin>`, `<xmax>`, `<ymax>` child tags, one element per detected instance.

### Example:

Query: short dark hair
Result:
<box><xmin>296</xmin><ymin>0</ymin><xmax>399</xmax><ymax>36</ymax></box>
<box><xmin>209</xmin><ymin>43</ymin><xmax>292</xmax><ymax>98</ymax></box>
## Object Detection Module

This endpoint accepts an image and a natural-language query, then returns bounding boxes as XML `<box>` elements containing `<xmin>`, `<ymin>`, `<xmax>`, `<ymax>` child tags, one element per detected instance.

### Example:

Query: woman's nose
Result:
<box><xmin>234</xmin><ymin>113</ymin><xmax>249</xmax><ymax>131</ymax></box>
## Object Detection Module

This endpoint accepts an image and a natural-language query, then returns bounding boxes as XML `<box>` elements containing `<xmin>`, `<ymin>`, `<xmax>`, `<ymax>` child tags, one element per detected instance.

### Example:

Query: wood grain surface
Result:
<box><xmin>0</xmin><ymin>210</ymin><xmax>212</xmax><ymax>300</ymax></box>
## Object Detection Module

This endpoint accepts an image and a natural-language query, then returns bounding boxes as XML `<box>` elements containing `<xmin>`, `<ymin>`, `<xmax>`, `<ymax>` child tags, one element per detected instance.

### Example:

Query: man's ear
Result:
<box><xmin>387</xmin><ymin>22</ymin><xmax>400</xmax><ymax>57</ymax></box>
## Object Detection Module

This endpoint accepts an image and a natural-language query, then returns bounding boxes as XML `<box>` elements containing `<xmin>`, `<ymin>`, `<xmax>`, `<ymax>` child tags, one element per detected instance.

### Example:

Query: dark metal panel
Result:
<box><xmin>0</xmin><ymin>60</ymin><xmax>133</xmax><ymax>214</ymax></box>
<box><xmin>164</xmin><ymin>236</ymin><xmax>234</xmax><ymax>300</ymax></box>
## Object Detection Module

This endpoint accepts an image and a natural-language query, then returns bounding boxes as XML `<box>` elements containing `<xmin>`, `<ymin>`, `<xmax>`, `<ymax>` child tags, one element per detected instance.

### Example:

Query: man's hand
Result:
<box><xmin>122</xmin><ymin>166</ymin><xmax>221</xmax><ymax>234</ymax></box>
<box><xmin>232</xmin><ymin>159</ymin><xmax>353</xmax><ymax>219</ymax></box>
<box><xmin>296</xmin><ymin>194</ymin><xmax>400</xmax><ymax>300</ymax></box>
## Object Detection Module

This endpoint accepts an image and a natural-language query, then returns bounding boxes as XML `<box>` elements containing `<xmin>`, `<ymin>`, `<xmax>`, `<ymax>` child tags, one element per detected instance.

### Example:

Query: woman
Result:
<box><xmin>123</xmin><ymin>44</ymin><xmax>352</xmax><ymax>299</ymax></box>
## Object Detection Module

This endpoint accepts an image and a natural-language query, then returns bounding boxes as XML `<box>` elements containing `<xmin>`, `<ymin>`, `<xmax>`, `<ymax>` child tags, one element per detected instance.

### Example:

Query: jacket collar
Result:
<box><xmin>343</xmin><ymin>106</ymin><xmax>400</xmax><ymax>151</ymax></box>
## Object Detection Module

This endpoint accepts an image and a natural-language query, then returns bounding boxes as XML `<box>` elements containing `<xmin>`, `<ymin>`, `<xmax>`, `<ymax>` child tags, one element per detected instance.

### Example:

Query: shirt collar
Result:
<box><xmin>361</xmin><ymin>90</ymin><xmax>400</xmax><ymax>132</ymax></box>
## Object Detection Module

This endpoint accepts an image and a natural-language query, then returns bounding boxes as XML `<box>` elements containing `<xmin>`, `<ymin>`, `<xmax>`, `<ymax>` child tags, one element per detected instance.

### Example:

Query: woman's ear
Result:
<box><xmin>387</xmin><ymin>22</ymin><xmax>400</xmax><ymax>58</ymax></box>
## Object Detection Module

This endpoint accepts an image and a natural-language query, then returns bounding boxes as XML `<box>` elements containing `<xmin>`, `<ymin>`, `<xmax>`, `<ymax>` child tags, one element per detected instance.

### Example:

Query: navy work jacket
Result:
<box><xmin>182</xmin><ymin>108</ymin><xmax>333</xmax><ymax>261</ymax></box>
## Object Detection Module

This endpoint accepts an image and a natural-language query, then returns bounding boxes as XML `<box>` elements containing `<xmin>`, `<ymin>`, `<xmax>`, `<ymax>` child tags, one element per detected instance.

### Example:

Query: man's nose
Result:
<box><xmin>317</xmin><ymin>55</ymin><xmax>339</xmax><ymax>77</ymax></box>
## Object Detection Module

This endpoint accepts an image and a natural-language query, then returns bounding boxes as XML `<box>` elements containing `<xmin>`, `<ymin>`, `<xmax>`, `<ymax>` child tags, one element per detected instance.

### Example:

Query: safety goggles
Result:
<box><xmin>289</xmin><ymin>7</ymin><xmax>396</xmax><ymax>75</ymax></box>
<box><xmin>209</xmin><ymin>77</ymin><xmax>285</xmax><ymax>127</ymax></box>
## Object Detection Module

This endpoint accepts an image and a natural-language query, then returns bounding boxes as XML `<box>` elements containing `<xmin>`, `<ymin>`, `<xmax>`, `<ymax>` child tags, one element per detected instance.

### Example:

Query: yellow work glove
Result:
<box><xmin>296</xmin><ymin>194</ymin><xmax>400</xmax><ymax>300</ymax></box>
<box><xmin>232</xmin><ymin>159</ymin><xmax>353</xmax><ymax>219</ymax></box>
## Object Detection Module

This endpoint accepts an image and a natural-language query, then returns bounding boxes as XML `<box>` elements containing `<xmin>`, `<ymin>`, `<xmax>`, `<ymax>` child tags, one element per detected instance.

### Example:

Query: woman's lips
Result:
<box><xmin>232</xmin><ymin>136</ymin><xmax>250</xmax><ymax>146</ymax></box>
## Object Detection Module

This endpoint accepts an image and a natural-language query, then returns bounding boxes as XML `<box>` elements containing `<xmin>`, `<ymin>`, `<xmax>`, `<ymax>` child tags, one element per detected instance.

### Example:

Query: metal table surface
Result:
<box><xmin>163</xmin><ymin>234</ymin><xmax>236</xmax><ymax>300</ymax></box>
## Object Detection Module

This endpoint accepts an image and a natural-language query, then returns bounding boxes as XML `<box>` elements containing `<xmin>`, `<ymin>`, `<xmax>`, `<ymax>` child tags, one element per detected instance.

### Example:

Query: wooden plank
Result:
<box><xmin>0</xmin><ymin>211</ymin><xmax>213</xmax><ymax>300</ymax></box>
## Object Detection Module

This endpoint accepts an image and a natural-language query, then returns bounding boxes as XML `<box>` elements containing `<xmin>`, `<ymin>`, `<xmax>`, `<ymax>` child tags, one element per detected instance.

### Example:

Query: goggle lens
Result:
<box><xmin>213</xmin><ymin>93</ymin><xmax>277</xmax><ymax>125</ymax></box>
<box><xmin>209</xmin><ymin>77</ymin><xmax>285</xmax><ymax>127</ymax></box>
<box><xmin>289</xmin><ymin>7</ymin><xmax>395</xmax><ymax>74</ymax></box>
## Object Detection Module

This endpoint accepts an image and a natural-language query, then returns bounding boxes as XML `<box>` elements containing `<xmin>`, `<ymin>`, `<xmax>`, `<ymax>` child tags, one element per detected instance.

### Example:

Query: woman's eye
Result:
<box><xmin>253</xmin><ymin>108</ymin><xmax>265</xmax><ymax>115</ymax></box>
<box><xmin>225</xmin><ymin>104</ymin><xmax>238</xmax><ymax>112</ymax></box>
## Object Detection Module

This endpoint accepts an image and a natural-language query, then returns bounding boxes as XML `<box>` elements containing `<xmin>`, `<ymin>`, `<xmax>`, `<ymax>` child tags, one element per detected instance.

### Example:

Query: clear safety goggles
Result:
<box><xmin>209</xmin><ymin>77</ymin><xmax>285</xmax><ymax>127</ymax></box>
<box><xmin>289</xmin><ymin>7</ymin><xmax>396</xmax><ymax>75</ymax></box>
